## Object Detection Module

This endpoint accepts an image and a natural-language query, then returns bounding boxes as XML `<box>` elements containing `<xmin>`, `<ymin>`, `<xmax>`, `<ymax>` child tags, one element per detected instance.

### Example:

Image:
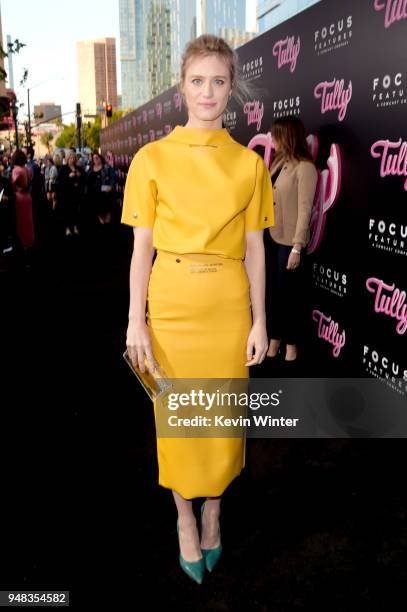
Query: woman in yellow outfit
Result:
<box><xmin>122</xmin><ymin>35</ymin><xmax>274</xmax><ymax>584</ymax></box>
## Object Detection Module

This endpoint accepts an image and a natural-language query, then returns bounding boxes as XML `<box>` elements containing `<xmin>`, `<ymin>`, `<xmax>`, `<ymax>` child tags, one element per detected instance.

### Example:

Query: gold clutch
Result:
<box><xmin>123</xmin><ymin>349</ymin><xmax>172</xmax><ymax>401</ymax></box>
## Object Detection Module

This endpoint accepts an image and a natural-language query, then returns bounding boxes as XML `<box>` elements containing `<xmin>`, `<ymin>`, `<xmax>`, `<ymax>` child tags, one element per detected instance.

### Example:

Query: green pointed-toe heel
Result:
<box><xmin>177</xmin><ymin>521</ymin><xmax>205</xmax><ymax>584</ymax></box>
<box><xmin>200</xmin><ymin>502</ymin><xmax>222</xmax><ymax>572</ymax></box>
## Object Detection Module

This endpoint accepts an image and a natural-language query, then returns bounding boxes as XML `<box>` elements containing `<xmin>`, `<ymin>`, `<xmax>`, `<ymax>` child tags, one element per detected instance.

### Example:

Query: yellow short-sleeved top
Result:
<box><xmin>121</xmin><ymin>124</ymin><xmax>274</xmax><ymax>259</ymax></box>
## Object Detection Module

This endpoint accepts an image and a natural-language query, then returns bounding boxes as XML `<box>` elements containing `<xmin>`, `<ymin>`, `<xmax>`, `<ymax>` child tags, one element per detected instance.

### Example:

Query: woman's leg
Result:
<box><xmin>172</xmin><ymin>490</ymin><xmax>202</xmax><ymax>562</ymax></box>
<box><xmin>51</xmin><ymin>191</ymin><xmax>57</xmax><ymax>212</ymax></box>
<box><xmin>72</xmin><ymin>195</ymin><xmax>80</xmax><ymax>234</ymax></box>
<box><xmin>101</xmin><ymin>211</ymin><xmax>112</xmax><ymax>224</ymax></box>
<box><xmin>283</xmin><ymin>252</ymin><xmax>305</xmax><ymax>360</ymax></box>
<box><xmin>267</xmin><ymin>239</ymin><xmax>290</xmax><ymax>355</ymax></box>
<box><xmin>200</xmin><ymin>496</ymin><xmax>221</xmax><ymax>549</ymax></box>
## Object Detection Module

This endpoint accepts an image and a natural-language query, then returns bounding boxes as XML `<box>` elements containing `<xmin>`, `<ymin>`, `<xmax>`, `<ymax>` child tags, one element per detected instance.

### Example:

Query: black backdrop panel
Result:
<box><xmin>101</xmin><ymin>0</ymin><xmax>407</xmax><ymax>388</ymax></box>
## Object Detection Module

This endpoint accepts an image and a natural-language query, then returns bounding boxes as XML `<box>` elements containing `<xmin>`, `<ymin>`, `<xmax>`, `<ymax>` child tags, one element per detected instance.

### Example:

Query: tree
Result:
<box><xmin>83</xmin><ymin>115</ymin><xmax>101</xmax><ymax>150</ymax></box>
<box><xmin>54</xmin><ymin>108</ymin><xmax>134</xmax><ymax>152</ymax></box>
<box><xmin>40</xmin><ymin>131</ymin><xmax>54</xmax><ymax>155</ymax></box>
<box><xmin>82</xmin><ymin>110</ymin><xmax>130</xmax><ymax>150</ymax></box>
<box><xmin>107</xmin><ymin>109</ymin><xmax>128</xmax><ymax>126</ymax></box>
<box><xmin>55</xmin><ymin>124</ymin><xmax>76</xmax><ymax>149</ymax></box>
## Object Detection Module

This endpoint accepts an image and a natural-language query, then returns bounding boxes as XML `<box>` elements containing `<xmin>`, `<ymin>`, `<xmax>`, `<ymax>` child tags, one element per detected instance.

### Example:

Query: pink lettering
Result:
<box><xmin>312</xmin><ymin>310</ymin><xmax>346</xmax><ymax>357</ymax></box>
<box><xmin>308</xmin><ymin>141</ymin><xmax>342</xmax><ymax>254</ymax></box>
<box><xmin>370</xmin><ymin>139</ymin><xmax>407</xmax><ymax>190</ymax></box>
<box><xmin>366</xmin><ymin>278</ymin><xmax>407</xmax><ymax>335</ymax></box>
<box><xmin>247</xmin><ymin>131</ymin><xmax>273</xmax><ymax>167</ymax></box>
<box><xmin>246</xmin><ymin>133</ymin><xmax>342</xmax><ymax>254</ymax></box>
<box><xmin>374</xmin><ymin>0</ymin><xmax>407</xmax><ymax>28</ymax></box>
<box><xmin>155</xmin><ymin>102</ymin><xmax>162</xmax><ymax>119</ymax></box>
<box><xmin>243</xmin><ymin>100</ymin><xmax>264</xmax><ymax>131</ymax></box>
<box><xmin>174</xmin><ymin>92</ymin><xmax>182</xmax><ymax>111</ymax></box>
<box><xmin>314</xmin><ymin>78</ymin><xmax>353</xmax><ymax>121</ymax></box>
<box><xmin>272</xmin><ymin>36</ymin><xmax>301</xmax><ymax>73</ymax></box>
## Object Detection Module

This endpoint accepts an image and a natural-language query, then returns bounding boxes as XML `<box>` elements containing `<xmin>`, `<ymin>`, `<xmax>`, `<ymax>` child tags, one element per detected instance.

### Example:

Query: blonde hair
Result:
<box><xmin>67</xmin><ymin>153</ymin><xmax>77</xmax><ymax>167</ymax></box>
<box><xmin>178</xmin><ymin>34</ymin><xmax>255</xmax><ymax>111</ymax></box>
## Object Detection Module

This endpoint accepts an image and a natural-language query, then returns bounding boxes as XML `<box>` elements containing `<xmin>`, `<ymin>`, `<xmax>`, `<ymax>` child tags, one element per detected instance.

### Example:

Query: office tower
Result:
<box><xmin>33</xmin><ymin>102</ymin><xmax>62</xmax><ymax>123</ymax></box>
<box><xmin>257</xmin><ymin>0</ymin><xmax>321</xmax><ymax>33</ymax></box>
<box><xmin>200</xmin><ymin>0</ymin><xmax>246</xmax><ymax>35</ymax></box>
<box><xmin>218</xmin><ymin>27</ymin><xmax>257</xmax><ymax>49</ymax></box>
<box><xmin>119</xmin><ymin>0</ymin><xmax>251</xmax><ymax>106</ymax></box>
<box><xmin>119</xmin><ymin>0</ymin><xmax>172</xmax><ymax>110</ymax></box>
<box><xmin>170</xmin><ymin>0</ymin><xmax>197</xmax><ymax>85</ymax></box>
<box><xmin>77</xmin><ymin>38</ymin><xmax>118</xmax><ymax>116</ymax></box>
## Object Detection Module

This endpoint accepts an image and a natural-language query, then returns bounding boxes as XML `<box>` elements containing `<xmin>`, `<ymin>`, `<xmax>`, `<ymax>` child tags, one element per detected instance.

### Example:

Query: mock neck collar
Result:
<box><xmin>166</xmin><ymin>124</ymin><xmax>234</xmax><ymax>146</ymax></box>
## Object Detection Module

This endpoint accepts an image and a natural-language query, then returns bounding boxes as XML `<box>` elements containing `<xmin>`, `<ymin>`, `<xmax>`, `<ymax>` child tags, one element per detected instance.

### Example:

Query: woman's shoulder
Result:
<box><xmin>297</xmin><ymin>158</ymin><xmax>317</xmax><ymax>169</ymax></box>
<box><xmin>232</xmin><ymin>145</ymin><xmax>267</xmax><ymax>175</ymax></box>
<box><xmin>129</xmin><ymin>142</ymin><xmax>154</xmax><ymax>165</ymax></box>
<box><xmin>296</xmin><ymin>159</ymin><xmax>318</xmax><ymax>177</ymax></box>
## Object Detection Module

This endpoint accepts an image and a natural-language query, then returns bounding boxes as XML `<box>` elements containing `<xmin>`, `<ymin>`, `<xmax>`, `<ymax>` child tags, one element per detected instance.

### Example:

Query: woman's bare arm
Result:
<box><xmin>244</xmin><ymin>230</ymin><xmax>268</xmax><ymax>366</ymax></box>
<box><xmin>126</xmin><ymin>227</ymin><xmax>156</xmax><ymax>372</ymax></box>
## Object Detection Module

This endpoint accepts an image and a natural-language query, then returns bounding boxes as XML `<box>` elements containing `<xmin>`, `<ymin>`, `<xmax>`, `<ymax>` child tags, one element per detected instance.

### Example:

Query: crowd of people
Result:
<box><xmin>0</xmin><ymin>145</ymin><xmax>119</xmax><ymax>268</ymax></box>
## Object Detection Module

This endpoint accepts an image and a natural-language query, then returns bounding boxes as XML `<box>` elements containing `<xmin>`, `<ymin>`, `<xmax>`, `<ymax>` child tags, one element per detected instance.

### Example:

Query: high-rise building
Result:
<box><xmin>147</xmin><ymin>2</ymin><xmax>172</xmax><ymax>99</ymax></box>
<box><xmin>119</xmin><ymin>0</ymin><xmax>250</xmax><ymax>108</ymax></box>
<box><xmin>201</xmin><ymin>0</ymin><xmax>246</xmax><ymax>35</ymax></box>
<box><xmin>218</xmin><ymin>27</ymin><xmax>257</xmax><ymax>50</ymax></box>
<box><xmin>170</xmin><ymin>0</ymin><xmax>197</xmax><ymax>86</ymax></box>
<box><xmin>119</xmin><ymin>0</ymin><xmax>172</xmax><ymax>110</ymax></box>
<box><xmin>76</xmin><ymin>38</ymin><xmax>118</xmax><ymax>116</ymax></box>
<box><xmin>257</xmin><ymin>0</ymin><xmax>321</xmax><ymax>33</ymax></box>
<box><xmin>33</xmin><ymin>102</ymin><xmax>62</xmax><ymax>123</ymax></box>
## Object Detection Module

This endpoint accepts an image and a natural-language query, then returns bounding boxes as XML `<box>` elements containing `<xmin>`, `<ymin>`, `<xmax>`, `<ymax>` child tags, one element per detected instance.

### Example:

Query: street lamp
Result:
<box><xmin>26</xmin><ymin>77</ymin><xmax>64</xmax><ymax>147</ymax></box>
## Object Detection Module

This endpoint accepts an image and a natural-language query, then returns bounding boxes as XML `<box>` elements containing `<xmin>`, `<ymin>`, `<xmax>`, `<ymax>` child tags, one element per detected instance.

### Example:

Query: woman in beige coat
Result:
<box><xmin>266</xmin><ymin>117</ymin><xmax>318</xmax><ymax>362</ymax></box>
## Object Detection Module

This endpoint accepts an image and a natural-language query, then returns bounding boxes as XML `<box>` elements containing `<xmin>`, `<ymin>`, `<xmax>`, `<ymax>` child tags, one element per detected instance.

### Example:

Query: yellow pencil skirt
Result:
<box><xmin>147</xmin><ymin>250</ymin><xmax>252</xmax><ymax>499</ymax></box>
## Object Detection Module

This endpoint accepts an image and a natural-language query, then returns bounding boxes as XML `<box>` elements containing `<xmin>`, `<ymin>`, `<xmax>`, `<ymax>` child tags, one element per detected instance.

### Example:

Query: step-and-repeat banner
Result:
<box><xmin>101</xmin><ymin>0</ymin><xmax>406</xmax><ymax>389</ymax></box>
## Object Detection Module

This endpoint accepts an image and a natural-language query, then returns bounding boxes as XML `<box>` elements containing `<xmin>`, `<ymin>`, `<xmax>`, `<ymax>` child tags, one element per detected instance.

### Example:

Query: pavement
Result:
<box><xmin>0</xmin><ymin>219</ymin><xmax>405</xmax><ymax>610</ymax></box>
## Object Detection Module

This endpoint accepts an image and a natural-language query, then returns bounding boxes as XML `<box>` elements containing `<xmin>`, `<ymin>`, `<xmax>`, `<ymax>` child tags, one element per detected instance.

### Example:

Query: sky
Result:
<box><xmin>1</xmin><ymin>0</ymin><xmax>257</xmax><ymax>125</ymax></box>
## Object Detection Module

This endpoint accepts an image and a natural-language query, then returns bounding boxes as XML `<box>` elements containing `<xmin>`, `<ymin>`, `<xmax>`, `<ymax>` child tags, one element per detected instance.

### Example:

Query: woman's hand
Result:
<box><xmin>286</xmin><ymin>251</ymin><xmax>300</xmax><ymax>270</ymax></box>
<box><xmin>126</xmin><ymin>319</ymin><xmax>157</xmax><ymax>373</ymax></box>
<box><xmin>245</xmin><ymin>320</ymin><xmax>269</xmax><ymax>366</ymax></box>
